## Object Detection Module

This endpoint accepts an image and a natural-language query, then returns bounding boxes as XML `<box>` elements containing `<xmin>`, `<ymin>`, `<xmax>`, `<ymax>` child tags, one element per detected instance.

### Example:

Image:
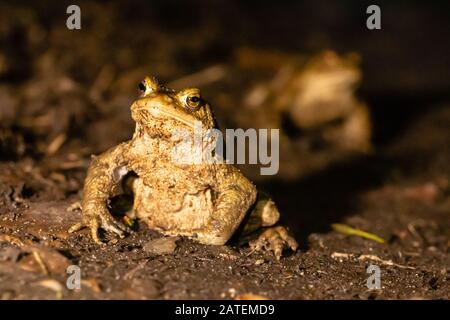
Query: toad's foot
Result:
<box><xmin>68</xmin><ymin>208</ymin><xmax>130</xmax><ymax>244</ymax></box>
<box><xmin>249</xmin><ymin>226</ymin><xmax>298</xmax><ymax>260</ymax></box>
<box><xmin>66</xmin><ymin>201</ymin><xmax>82</xmax><ymax>212</ymax></box>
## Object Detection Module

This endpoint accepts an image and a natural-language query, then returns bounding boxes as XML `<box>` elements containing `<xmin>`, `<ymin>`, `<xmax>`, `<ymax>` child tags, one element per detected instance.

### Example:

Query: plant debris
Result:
<box><xmin>331</xmin><ymin>223</ymin><xmax>385</xmax><ymax>244</ymax></box>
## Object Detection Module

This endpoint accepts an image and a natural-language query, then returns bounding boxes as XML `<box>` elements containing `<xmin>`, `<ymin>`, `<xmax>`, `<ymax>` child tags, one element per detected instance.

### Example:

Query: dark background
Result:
<box><xmin>0</xmin><ymin>1</ymin><xmax>448</xmax><ymax>299</ymax></box>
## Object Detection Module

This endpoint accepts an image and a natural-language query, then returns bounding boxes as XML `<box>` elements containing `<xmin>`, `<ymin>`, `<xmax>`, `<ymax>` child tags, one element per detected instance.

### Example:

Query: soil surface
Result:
<box><xmin>0</xmin><ymin>1</ymin><xmax>449</xmax><ymax>299</ymax></box>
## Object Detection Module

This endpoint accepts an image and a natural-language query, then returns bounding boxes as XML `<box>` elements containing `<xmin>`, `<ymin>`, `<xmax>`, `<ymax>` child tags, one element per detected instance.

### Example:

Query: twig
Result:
<box><xmin>168</xmin><ymin>65</ymin><xmax>227</xmax><ymax>88</ymax></box>
<box><xmin>46</xmin><ymin>133</ymin><xmax>67</xmax><ymax>155</ymax></box>
<box><xmin>32</xmin><ymin>251</ymin><xmax>49</xmax><ymax>275</ymax></box>
<box><xmin>0</xmin><ymin>234</ymin><xmax>52</xmax><ymax>275</ymax></box>
<box><xmin>123</xmin><ymin>259</ymin><xmax>150</xmax><ymax>280</ymax></box>
<box><xmin>331</xmin><ymin>252</ymin><xmax>415</xmax><ymax>270</ymax></box>
<box><xmin>0</xmin><ymin>234</ymin><xmax>26</xmax><ymax>247</ymax></box>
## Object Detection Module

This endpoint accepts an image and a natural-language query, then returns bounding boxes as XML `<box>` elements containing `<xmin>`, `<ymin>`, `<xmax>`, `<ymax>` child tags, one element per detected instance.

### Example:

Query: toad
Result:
<box><xmin>69</xmin><ymin>76</ymin><xmax>297</xmax><ymax>259</ymax></box>
<box><xmin>233</xmin><ymin>49</ymin><xmax>372</xmax><ymax>180</ymax></box>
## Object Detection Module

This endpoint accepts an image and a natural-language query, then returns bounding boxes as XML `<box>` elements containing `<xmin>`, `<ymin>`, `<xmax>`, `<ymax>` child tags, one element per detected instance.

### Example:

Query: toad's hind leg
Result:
<box><xmin>238</xmin><ymin>193</ymin><xmax>298</xmax><ymax>260</ymax></box>
<box><xmin>249</xmin><ymin>226</ymin><xmax>298</xmax><ymax>260</ymax></box>
<box><xmin>240</xmin><ymin>194</ymin><xmax>281</xmax><ymax>236</ymax></box>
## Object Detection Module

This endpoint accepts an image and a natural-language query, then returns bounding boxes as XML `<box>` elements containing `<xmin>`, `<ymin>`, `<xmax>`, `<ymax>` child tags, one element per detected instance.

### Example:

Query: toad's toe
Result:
<box><xmin>70</xmin><ymin>207</ymin><xmax>131</xmax><ymax>244</ymax></box>
<box><xmin>249</xmin><ymin>226</ymin><xmax>298</xmax><ymax>260</ymax></box>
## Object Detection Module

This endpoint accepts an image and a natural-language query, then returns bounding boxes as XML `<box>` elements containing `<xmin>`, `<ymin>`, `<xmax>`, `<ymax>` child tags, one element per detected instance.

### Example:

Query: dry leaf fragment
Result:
<box><xmin>332</xmin><ymin>223</ymin><xmax>385</xmax><ymax>244</ymax></box>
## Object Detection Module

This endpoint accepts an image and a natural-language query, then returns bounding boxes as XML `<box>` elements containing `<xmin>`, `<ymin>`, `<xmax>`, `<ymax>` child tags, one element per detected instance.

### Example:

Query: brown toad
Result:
<box><xmin>69</xmin><ymin>76</ymin><xmax>297</xmax><ymax>259</ymax></box>
<box><xmin>233</xmin><ymin>49</ymin><xmax>372</xmax><ymax>181</ymax></box>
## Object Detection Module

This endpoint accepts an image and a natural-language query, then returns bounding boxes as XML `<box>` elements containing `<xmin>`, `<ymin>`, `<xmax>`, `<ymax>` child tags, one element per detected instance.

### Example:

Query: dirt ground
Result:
<box><xmin>0</xmin><ymin>1</ymin><xmax>449</xmax><ymax>299</ymax></box>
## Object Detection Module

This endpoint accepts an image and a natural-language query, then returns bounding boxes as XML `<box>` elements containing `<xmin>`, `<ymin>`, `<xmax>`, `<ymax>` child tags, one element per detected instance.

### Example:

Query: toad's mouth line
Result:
<box><xmin>148</xmin><ymin>107</ymin><xmax>196</xmax><ymax>128</ymax></box>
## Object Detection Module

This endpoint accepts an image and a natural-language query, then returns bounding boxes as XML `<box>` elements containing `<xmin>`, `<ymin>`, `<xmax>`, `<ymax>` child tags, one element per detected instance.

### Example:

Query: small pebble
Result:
<box><xmin>143</xmin><ymin>237</ymin><xmax>178</xmax><ymax>255</ymax></box>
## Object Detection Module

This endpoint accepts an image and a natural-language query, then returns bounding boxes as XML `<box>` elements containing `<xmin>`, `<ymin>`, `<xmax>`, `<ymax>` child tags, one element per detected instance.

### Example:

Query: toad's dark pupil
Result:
<box><xmin>189</xmin><ymin>96</ymin><xmax>200</xmax><ymax>103</ymax></box>
<box><xmin>138</xmin><ymin>82</ymin><xmax>146</xmax><ymax>91</ymax></box>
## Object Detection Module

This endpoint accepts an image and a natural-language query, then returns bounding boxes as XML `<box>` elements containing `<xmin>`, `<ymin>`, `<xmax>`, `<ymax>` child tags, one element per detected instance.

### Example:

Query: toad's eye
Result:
<box><xmin>138</xmin><ymin>82</ymin><xmax>146</xmax><ymax>92</ymax></box>
<box><xmin>185</xmin><ymin>94</ymin><xmax>201</xmax><ymax>110</ymax></box>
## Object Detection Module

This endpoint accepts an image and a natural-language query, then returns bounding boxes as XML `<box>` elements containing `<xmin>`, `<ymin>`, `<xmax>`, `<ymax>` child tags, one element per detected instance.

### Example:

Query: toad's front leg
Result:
<box><xmin>69</xmin><ymin>143</ymin><xmax>131</xmax><ymax>243</ymax></box>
